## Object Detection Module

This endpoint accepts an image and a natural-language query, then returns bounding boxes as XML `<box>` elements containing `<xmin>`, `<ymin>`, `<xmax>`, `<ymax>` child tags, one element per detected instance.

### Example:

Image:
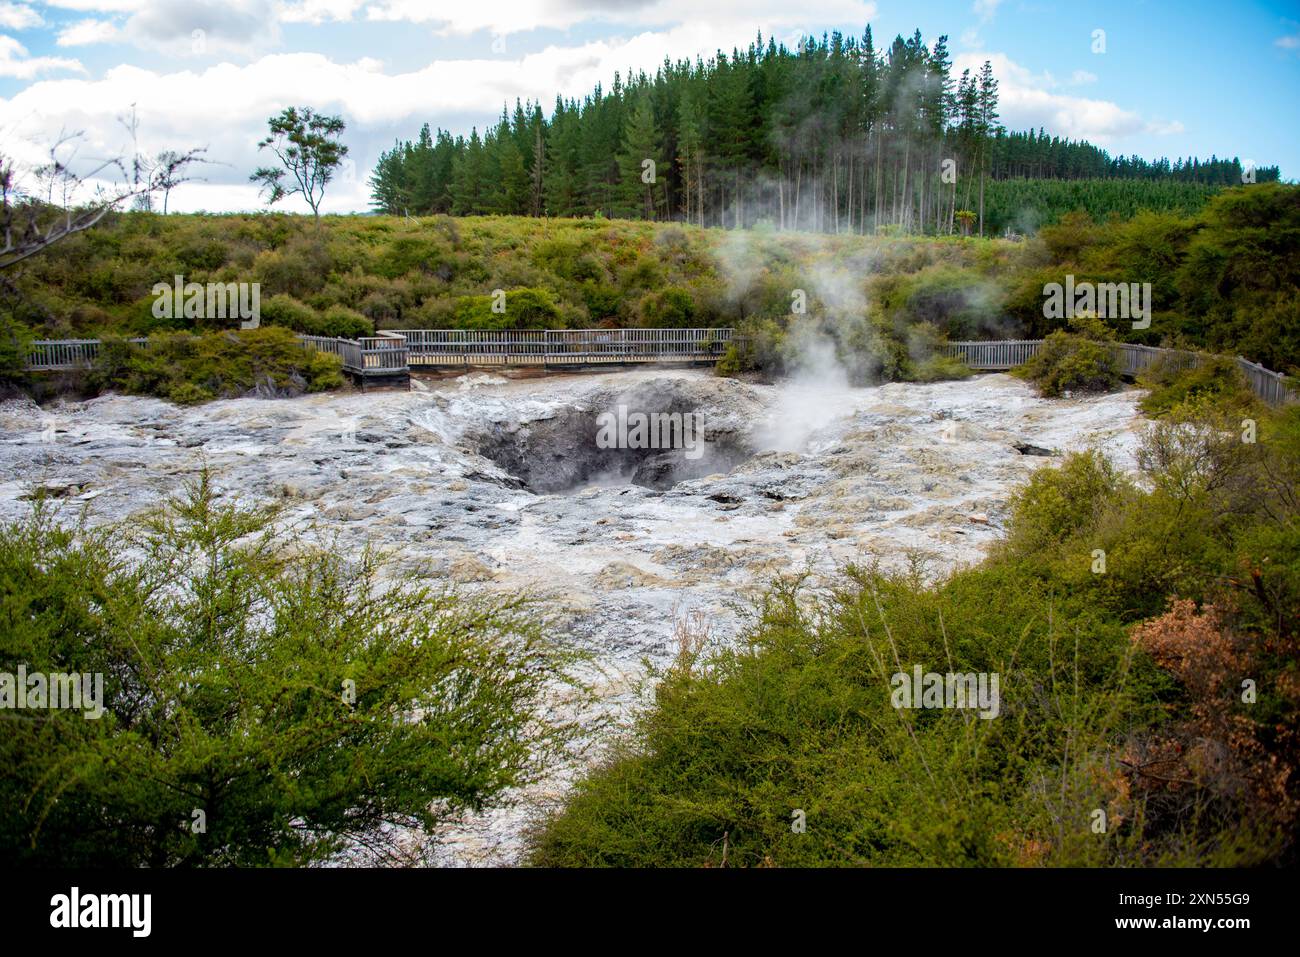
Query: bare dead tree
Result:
<box><xmin>119</xmin><ymin>104</ymin><xmax>210</xmax><ymax>214</ymax></box>
<box><xmin>152</xmin><ymin>149</ymin><xmax>209</xmax><ymax>214</ymax></box>
<box><xmin>1</xmin><ymin>129</ymin><xmax>206</xmax><ymax>271</ymax></box>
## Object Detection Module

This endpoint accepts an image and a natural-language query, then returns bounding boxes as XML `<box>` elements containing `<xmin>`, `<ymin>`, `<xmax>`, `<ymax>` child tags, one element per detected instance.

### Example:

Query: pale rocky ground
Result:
<box><xmin>0</xmin><ymin>368</ymin><xmax>1147</xmax><ymax>865</ymax></box>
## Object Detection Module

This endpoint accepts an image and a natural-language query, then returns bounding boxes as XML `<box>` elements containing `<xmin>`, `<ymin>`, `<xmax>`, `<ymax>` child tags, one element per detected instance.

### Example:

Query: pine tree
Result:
<box><xmin>617</xmin><ymin>94</ymin><xmax>664</xmax><ymax>219</ymax></box>
<box><xmin>977</xmin><ymin>60</ymin><xmax>1001</xmax><ymax>236</ymax></box>
<box><xmin>368</xmin><ymin>28</ymin><xmax>1268</xmax><ymax>234</ymax></box>
<box><xmin>676</xmin><ymin>90</ymin><xmax>702</xmax><ymax>224</ymax></box>
<box><xmin>449</xmin><ymin>128</ymin><xmax>485</xmax><ymax>215</ymax></box>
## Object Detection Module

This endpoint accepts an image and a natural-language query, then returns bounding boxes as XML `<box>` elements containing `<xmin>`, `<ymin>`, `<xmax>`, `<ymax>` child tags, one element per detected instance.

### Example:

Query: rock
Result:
<box><xmin>325</xmin><ymin>504</ymin><xmax>379</xmax><ymax>522</ymax></box>
<box><xmin>1012</xmin><ymin>441</ymin><xmax>1054</xmax><ymax>456</ymax></box>
<box><xmin>969</xmin><ymin>513</ymin><xmax>992</xmax><ymax>525</ymax></box>
<box><xmin>594</xmin><ymin>561</ymin><xmax>668</xmax><ymax>590</ymax></box>
<box><xmin>449</xmin><ymin>553</ymin><xmax>496</xmax><ymax>583</ymax></box>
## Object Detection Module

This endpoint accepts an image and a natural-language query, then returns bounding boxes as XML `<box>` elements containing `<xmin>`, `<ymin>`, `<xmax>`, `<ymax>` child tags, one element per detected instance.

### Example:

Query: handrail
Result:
<box><xmin>946</xmin><ymin>339</ymin><xmax>1297</xmax><ymax>407</ymax></box>
<box><xmin>25</xmin><ymin>328</ymin><xmax>734</xmax><ymax>377</ymax></box>
<box><xmin>21</xmin><ymin>331</ymin><xmax>1294</xmax><ymax>405</ymax></box>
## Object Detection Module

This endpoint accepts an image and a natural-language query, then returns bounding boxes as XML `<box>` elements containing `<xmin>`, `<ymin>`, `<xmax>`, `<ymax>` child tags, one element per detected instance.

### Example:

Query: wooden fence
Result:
<box><xmin>25</xmin><ymin>338</ymin><xmax>148</xmax><ymax>371</ymax></box>
<box><xmin>399</xmin><ymin>327</ymin><xmax>733</xmax><ymax>366</ymax></box>
<box><xmin>23</xmin><ymin>332</ymin><xmax>1294</xmax><ymax>406</ymax></box>
<box><xmin>945</xmin><ymin>339</ymin><xmax>1297</xmax><ymax>407</ymax></box>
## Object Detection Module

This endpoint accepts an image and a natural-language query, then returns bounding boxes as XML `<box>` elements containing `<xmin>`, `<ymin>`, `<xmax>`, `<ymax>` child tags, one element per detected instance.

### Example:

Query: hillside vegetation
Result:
<box><xmin>1</xmin><ymin>182</ymin><xmax>1296</xmax><ymax>400</ymax></box>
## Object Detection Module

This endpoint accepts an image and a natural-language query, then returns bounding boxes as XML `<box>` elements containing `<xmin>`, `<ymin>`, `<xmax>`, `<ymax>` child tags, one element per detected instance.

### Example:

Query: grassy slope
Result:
<box><xmin>6</xmin><ymin>211</ymin><xmax>1017</xmax><ymax>339</ymax></box>
<box><xmin>4</xmin><ymin>182</ymin><xmax>1297</xmax><ymax>395</ymax></box>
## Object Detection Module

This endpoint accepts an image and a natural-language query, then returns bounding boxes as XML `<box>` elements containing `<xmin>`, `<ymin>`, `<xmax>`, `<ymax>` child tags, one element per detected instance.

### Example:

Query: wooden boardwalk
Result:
<box><xmin>400</xmin><ymin>328</ymin><xmax>733</xmax><ymax>368</ymax></box>
<box><xmin>945</xmin><ymin>339</ymin><xmax>1296</xmax><ymax>407</ymax></box>
<box><xmin>22</xmin><ymin>332</ymin><xmax>1294</xmax><ymax>406</ymax></box>
<box><xmin>25</xmin><ymin>328</ymin><xmax>735</xmax><ymax>379</ymax></box>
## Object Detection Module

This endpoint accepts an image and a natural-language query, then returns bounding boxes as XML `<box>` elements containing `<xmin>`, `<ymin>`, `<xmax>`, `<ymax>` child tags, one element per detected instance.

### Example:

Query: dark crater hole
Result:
<box><xmin>468</xmin><ymin>390</ymin><xmax>754</xmax><ymax>493</ymax></box>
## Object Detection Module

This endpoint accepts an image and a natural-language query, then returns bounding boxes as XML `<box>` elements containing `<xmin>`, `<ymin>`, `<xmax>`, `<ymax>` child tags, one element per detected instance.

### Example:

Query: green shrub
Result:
<box><xmin>1015</xmin><ymin>329</ymin><xmax>1122</xmax><ymax>397</ymax></box>
<box><xmin>453</xmin><ymin>287</ymin><xmax>564</xmax><ymax>329</ymax></box>
<box><xmin>909</xmin><ymin>354</ymin><xmax>973</xmax><ymax>382</ymax></box>
<box><xmin>581</xmin><ymin>281</ymin><xmax>623</xmax><ymax>323</ymax></box>
<box><xmin>315</xmin><ymin>305</ymin><xmax>373</xmax><ymax>338</ymax></box>
<box><xmin>176</xmin><ymin>237</ymin><xmax>231</xmax><ymax>272</ymax></box>
<box><xmin>253</xmin><ymin>236</ymin><xmax>332</xmax><ymax>298</ymax></box>
<box><xmin>260</xmin><ymin>293</ymin><xmax>319</xmax><ymax>332</ymax></box>
<box><xmin>1138</xmin><ymin>354</ymin><xmax>1258</xmax><ymax>417</ymax></box>
<box><xmin>88</xmin><ymin>326</ymin><xmax>344</xmax><ymax>402</ymax></box>
<box><xmin>1002</xmin><ymin>449</ymin><xmax>1131</xmax><ymax>553</ymax></box>
<box><xmin>0</xmin><ymin>317</ymin><xmax>32</xmax><ymax>382</ymax></box>
<box><xmin>902</xmin><ymin>322</ymin><xmax>972</xmax><ymax>382</ymax></box>
<box><xmin>0</xmin><ymin>475</ymin><xmax>581</xmax><ymax>865</ymax></box>
<box><xmin>638</xmin><ymin>287</ymin><xmax>696</xmax><ymax>328</ymax></box>
<box><xmin>373</xmin><ymin>236</ymin><xmax>450</xmax><ymax>279</ymax></box>
<box><xmin>878</xmin><ymin>266</ymin><xmax>1005</xmax><ymax>339</ymax></box>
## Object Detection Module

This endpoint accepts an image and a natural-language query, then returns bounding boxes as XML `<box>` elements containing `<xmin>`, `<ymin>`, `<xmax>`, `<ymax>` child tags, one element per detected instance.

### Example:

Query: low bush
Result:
<box><xmin>452</xmin><ymin>287</ymin><xmax>565</xmax><ymax>329</ymax></box>
<box><xmin>88</xmin><ymin>326</ymin><xmax>344</xmax><ymax>403</ymax></box>
<box><xmin>1137</xmin><ymin>354</ymin><xmax>1256</xmax><ymax>417</ymax></box>
<box><xmin>1015</xmin><ymin>327</ymin><xmax>1122</xmax><ymax>397</ymax></box>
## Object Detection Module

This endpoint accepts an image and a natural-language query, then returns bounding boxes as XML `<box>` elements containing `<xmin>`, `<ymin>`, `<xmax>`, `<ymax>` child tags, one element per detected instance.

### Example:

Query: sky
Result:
<box><xmin>1</xmin><ymin>0</ymin><xmax>1297</xmax><ymax>214</ymax></box>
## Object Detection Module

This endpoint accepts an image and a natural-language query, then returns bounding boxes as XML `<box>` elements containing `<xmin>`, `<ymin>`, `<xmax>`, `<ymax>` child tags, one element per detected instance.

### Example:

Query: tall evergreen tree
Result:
<box><xmin>366</xmin><ymin>26</ymin><xmax>1278</xmax><ymax>231</ymax></box>
<box><xmin>617</xmin><ymin>95</ymin><xmax>665</xmax><ymax>218</ymax></box>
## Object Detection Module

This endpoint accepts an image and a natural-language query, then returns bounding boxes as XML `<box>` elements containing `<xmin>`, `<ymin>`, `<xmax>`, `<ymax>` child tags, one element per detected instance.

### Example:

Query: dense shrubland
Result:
<box><xmin>529</xmin><ymin>397</ymin><xmax>1300</xmax><ymax>867</ymax></box>
<box><xmin>1</xmin><ymin>181</ymin><xmax>1295</xmax><ymax>400</ymax></box>
<box><xmin>86</xmin><ymin>327</ymin><xmax>345</xmax><ymax>404</ymax></box>
<box><xmin>0</xmin><ymin>476</ymin><xmax>582</xmax><ymax>866</ymax></box>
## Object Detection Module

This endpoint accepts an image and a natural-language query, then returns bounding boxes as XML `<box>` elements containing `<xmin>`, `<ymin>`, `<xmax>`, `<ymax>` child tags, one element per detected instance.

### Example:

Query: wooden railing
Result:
<box><xmin>25</xmin><ymin>328</ymin><xmax>733</xmax><ymax>377</ymax></box>
<box><xmin>299</xmin><ymin>331</ymin><xmax>412</xmax><ymax>375</ymax></box>
<box><xmin>946</xmin><ymin>339</ymin><xmax>1297</xmax><ymax>407</ymax></box>
<box><xmin>29</xmin><ymin>331</ymin><xmax>1288</xmax><ymax>405</ymax></box>
<box><xmin>25</xmin><ymin>338</ymin><xmax>149</xmax><ymax>371</ymax></box>
<box><xmin>399</xmin><ymin>327</ymin><xmax>733</xmax><ymax>366</ymax></box>
<box><xmin>942</xmin><ymin>339</ymin><xmax>1042</xmax><ymax>370</ymax></box>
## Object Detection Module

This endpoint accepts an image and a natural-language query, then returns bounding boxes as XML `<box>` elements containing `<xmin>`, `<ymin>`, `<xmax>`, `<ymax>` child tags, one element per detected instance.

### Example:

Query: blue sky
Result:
<box><xmin>1</xmin><ymin>1</ymin><xmax>1296</xmax><ymax>213</ymax></box>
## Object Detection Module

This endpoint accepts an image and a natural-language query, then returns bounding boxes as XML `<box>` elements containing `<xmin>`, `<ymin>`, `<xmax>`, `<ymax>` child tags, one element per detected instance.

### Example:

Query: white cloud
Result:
<box><xmin>0</xmin><ymin>34</ymin><xmax>86</xmax><ymax>78</ymax></box>
<box><xmin>42</xmin><ymin>0</ymin><xmax>145</xmax><ymax>11</ymax></box>
<box><xmin>1068</xmin><ymin>69</ymin><xmax>1096</xmax><ymax>85</ymax></box>
<box><xmin>122</xmin><ymin>0</ymin><xmax>281</xmax><ymax>57</ymax></box>
<box><xmin>0</xmin><ymin>2</ymin><xmax>41</xmax><ymax>29</ymax></box>
<box><xmin>972</xmin><ymin>0</ymin><xmax>1002</xmax><ymax>21</ymax></box>
<box><xmin>0</xmin><ymin>20</ymin><xmax>798</xmax><ymax>212</ymax></box>
<box><xmin>955</xmin><ymin>52</ymin><xmax>1182</xmax><ymax>144</ymax></box>
<box><xmin>43</xmin><ymin>1</ymin><xmax>281</xmax><ymax>55</ymax></box>
<box><xmin>56</xmin><ymin>18</ymin><xmax>122</xmax><ymax>46</ymax></box>
<box><xmin>280</xmin><ymin>0</ymin><xmax>365</xmax><ymax>24</ymax></box>
<box><xmin>1275</xmin><ymin>33</ymin><xmax>1300</xmax><ymax>51</ymax></box>
<box><xmin>366</xmin><ymin>0</ymin><xmax>875</xmax><ymax>38</ymax></box>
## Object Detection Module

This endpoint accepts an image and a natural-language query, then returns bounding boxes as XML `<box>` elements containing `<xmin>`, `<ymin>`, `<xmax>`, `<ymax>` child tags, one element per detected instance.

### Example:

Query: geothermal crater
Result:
<box><xmin>0</xmin><ymin>367</ymin><xmax>1146</xmax><ymax>865</ymax></box>
<box><xmin>467</xmin><ymin>379</ymin><xmax>756</xmax><ymax>492</ymax></box>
